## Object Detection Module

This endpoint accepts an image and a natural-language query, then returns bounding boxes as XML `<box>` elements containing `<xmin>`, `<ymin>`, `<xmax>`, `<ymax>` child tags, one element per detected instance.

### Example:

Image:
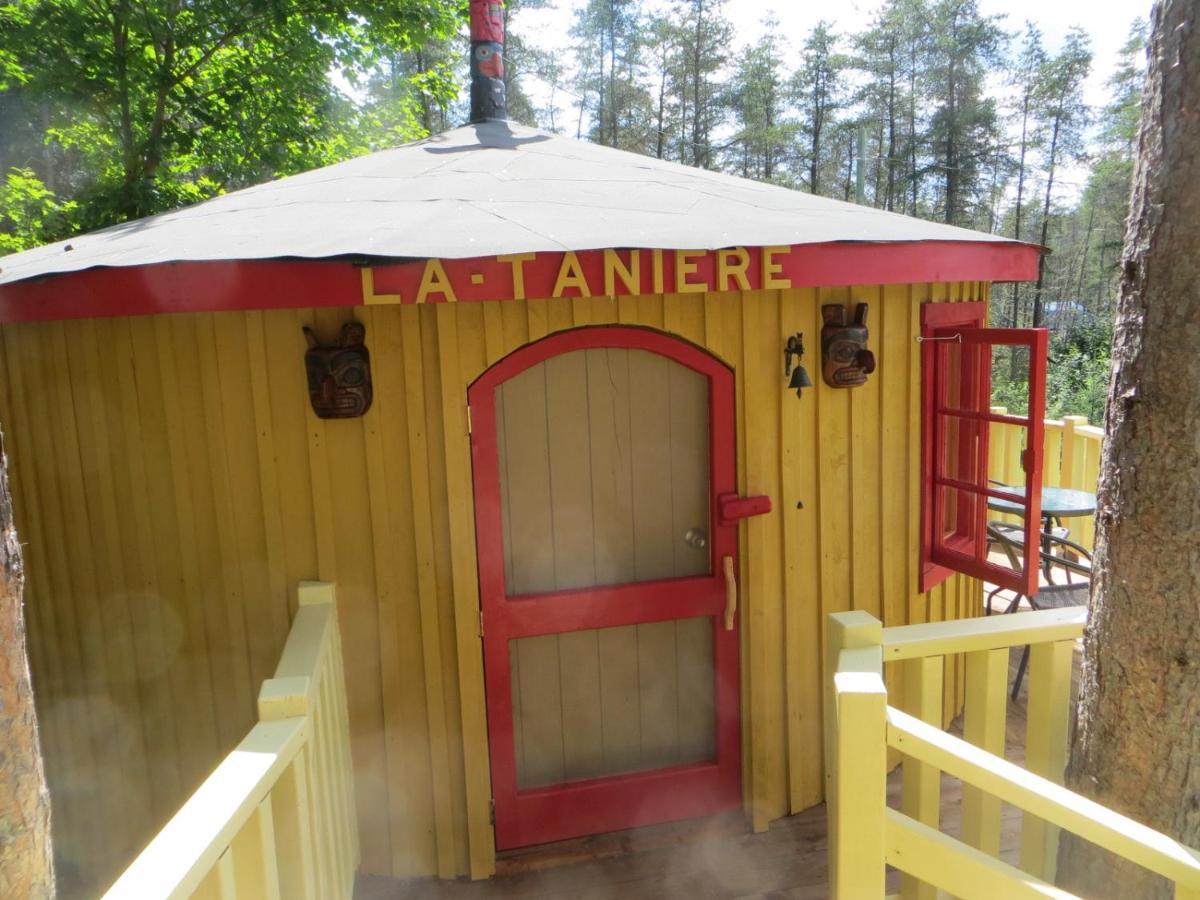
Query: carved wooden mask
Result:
<box><xmin>303</xmin><ymin>321</ymin><xmax>373</xmax><ymax>419</ymax></box>
<box><xmin>820</xmin><ymin>303</ymin><xmax>877</xmax><ymax>388</ymax></box>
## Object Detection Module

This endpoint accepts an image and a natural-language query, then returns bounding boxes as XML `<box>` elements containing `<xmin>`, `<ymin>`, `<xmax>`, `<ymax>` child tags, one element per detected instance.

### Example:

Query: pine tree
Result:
<box><xmin>855</xmin><ymin>5</ymin><xmax>906</xmax><ymax>210</ymax></box>
<box><xmin>791</xmin><ymin>22</ymin><xmax>845</xmax><ymax>194</ymax></box>
<box><xmin>571</xmin><ymin>0</ymin><xmax>651</xmax><ymax>150</ymax></box>
<box><xmin>1029</xmin><ymin>28</ymin><xmax>1092</xmax><ymax>327</ymax></box>
<box><xmin>1058</xmin><ymin>3</ymin><xmax>1200</xmax><ymax>895</ymax></box>
<box><xmin>671</xmin><ymin>0</ymin><xmax>732</xmax><ymax>168</ymax></box>
<box><xmin>1005</xmin><ymin>24</ymin><xmax>1047</xmax><ymax>328</ymax></box>
<box><xmin>923</xmin><ymin>0</ymin><xmax>1003</xmax><ymax>226</ymax></box>
<box><xmin>726</xmin><ymin>23</ymin><xmax>796</xmax><ymax>183</ymax></box>
<box><xmin>0</xmin><ymin>431</ymin><xmax>54</xmax><ymax>897</ymax></box>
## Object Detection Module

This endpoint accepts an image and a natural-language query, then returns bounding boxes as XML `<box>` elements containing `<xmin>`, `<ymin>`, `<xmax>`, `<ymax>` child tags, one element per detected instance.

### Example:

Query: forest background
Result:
<box><xmin>0</xmin><ymin>0</ymin><xmax>1150</xmax><ymax>420</ymax></box>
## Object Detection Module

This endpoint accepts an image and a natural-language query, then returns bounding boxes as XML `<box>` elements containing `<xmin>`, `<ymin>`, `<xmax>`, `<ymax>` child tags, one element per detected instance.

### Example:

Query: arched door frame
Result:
<box><xmin>467</xmin><ymin>325</ymin><xmax>742</xmax><ymax>849</ymax></box>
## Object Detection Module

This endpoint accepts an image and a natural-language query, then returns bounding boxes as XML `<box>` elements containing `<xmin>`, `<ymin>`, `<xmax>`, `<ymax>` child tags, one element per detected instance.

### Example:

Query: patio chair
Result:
<box><xmin>985</xmin><ymin>525</ymin><xmax>1092</xmax><ymax>700</ymax></box>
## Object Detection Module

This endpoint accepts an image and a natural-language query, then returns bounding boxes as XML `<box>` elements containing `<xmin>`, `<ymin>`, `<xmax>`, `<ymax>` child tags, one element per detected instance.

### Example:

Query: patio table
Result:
<box><xmin>988</xmin><ymin>485</ymin><xmax>1097</xmax><ymax>582</ymax></box>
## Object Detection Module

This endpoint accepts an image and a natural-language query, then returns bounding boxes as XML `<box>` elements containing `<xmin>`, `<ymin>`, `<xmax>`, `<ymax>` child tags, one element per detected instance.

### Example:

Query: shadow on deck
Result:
<box><xmin>356</xmin><ymin>644</ymin><xmax>1081</xmax><ymax>900</ymax></box>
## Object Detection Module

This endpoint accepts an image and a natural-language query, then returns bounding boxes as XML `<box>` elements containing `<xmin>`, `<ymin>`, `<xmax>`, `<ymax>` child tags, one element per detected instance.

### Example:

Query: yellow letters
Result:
<box><xmin>675</xmin><ymin>250</ymin><xmax>707</xmax><ymax>293</ymax></box>
<box><xmin>552</xmin><ymin>251</ymin><xmax>592</xmax><ymax>298</ymax></box>
<box><xmin>360</xmin><ymin>268</ymin><xmax>402</xmax><ymax>305</ymax></box>
<box><xmin>603</xmin><ymin>249</ymin><xmax>641</xmax><ymax>296</ymax></box>
<box><xmin>416</xmin><ymin>259</ymin><xmax>458</xmax><ymax>303</ymax></box>
<box><xmin>498</xmin><ymin>252</ymin><xmax>535</xmax><ymax>301</ymax></box>
<box><xmin>652</xmin><ymin>248</ymin><xmax>672</xmax><ymax>294</ymax></box>
<box><xmin>717</xmin><ymin>247</ymin><xmax>751</xmax><ymax>291</ymax></box>
<box><xmin>762</xmin><ymin>246</ymin><xmax>792</xmax><ymax>289</ymax></box>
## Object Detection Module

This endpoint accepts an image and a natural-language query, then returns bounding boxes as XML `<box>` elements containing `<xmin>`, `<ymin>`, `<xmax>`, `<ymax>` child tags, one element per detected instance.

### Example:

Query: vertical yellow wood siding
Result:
<box><xmin>0</xmin><ymin>281</ymin><xmax>984</xmax><ymax>894</ymax></box>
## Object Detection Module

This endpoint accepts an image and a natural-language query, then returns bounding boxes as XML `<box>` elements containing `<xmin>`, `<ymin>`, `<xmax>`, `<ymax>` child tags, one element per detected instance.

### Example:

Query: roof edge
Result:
<box><xmin>0</xmin><ymin>241</ymin><xmax>1040</xmax><ymax>324</ymax></box>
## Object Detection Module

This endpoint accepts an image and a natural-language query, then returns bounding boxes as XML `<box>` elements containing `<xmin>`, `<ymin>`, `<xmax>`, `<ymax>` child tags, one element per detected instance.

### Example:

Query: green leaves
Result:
<box><xmin>0</xmin><ymin>167</ymin><xmax>76</xmax><ymax>252</ymax></box>
<box><xmin>0</xmin><ymin>0</ymin><xmax>463</xmax><ymax>237</ymax></box>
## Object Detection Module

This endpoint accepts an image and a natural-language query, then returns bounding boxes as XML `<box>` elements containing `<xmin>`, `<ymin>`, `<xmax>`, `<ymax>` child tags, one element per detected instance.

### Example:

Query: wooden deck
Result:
<box><xmin>356</xmin><ymin>642</ymin><xmax>1080</xmax><ymax>899</ymax></box>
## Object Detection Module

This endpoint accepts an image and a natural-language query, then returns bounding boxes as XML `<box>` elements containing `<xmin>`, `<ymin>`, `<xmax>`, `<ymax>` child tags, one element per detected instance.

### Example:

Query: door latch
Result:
<box><xmin>718</xmin><ymin>493</ymin><xmax>773</xmax><ymax>526</ymax></box>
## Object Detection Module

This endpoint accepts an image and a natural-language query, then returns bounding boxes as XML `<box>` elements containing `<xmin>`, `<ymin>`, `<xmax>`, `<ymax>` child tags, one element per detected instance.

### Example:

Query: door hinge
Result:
<box><xmin>478</xmin><ymin>609</ymin><xmax>484</xmax><ymax>638</ymax></box>
<box><xmin>489</xmin><ymin>797</ymin><xmax>496</xmax><ymax>824</ymax></box>
<box><xmin>466</xmin><ymin>404</ymin><xmax>473</xmax><ymax>434</ymax></box>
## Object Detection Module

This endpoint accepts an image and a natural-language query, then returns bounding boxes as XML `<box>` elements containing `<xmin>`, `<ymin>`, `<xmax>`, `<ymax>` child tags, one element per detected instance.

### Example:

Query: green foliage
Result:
<box><xmin>0</xmin><ymin>0</ymin><xmax>462</xmax><ymax>237</ymax></box>
<box><xmin>992</xmin><ymin>321</ymin><xmax>1113</xmax><ymax>423</ymax></box>
<box><xmin>725</xmin><ymin>21</ymin><xmax>797</xmax><ymax>183</ymax></box>
<box><xmin>923</xmin><ymin>0</ymin><xmax>1003</xmax><ymax>226</ymax></box>
<box><xmin>570</xmin><ymin>0</ymin><xmax>654</xmax><ymax>151</ymax></box>
<box><xmin>0</xmin><ymin>167</ymin><xmax>75</xmax><ymax>252</ymax></box>
<box><xmin>792</xmin><ymin>21</ymin><xmax>847</xmax><ymax>194</ymax></box>
<box><xmin>0</xmin><ymin>0</ymin><xmax>1149</xmax><ymax>435</ymax></box>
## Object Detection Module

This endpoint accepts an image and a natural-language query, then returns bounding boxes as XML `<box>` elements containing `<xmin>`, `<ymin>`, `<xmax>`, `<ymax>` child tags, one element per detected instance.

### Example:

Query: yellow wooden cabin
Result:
<box><xmin>0</xmin><ymin>118</ymin><xmax>1075</xmax><ymax>898</ymax></box>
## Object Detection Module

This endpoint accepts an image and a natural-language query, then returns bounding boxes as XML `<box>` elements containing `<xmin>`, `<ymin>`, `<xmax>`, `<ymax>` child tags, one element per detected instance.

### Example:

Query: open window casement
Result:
<box><xmin>920</xmin><ymin>302</ymin><xmax>1048</xmax><ymax>596</ymax></box>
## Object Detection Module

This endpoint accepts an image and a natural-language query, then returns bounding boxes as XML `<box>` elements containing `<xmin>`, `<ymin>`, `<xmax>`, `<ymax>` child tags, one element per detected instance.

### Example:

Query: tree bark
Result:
<box><xmin>1058</xmin><ymin>2</ymin><xmax>1200</xmax><ymax>897</ymax></box>
<box><xmin>0</xmin><ymin>430</ymin><xmax>54</xmax><ymax>898</ymax></box>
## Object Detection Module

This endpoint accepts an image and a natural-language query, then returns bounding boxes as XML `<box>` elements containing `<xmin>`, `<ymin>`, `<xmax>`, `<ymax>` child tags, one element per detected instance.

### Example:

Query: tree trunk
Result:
<box><xmin>1031</xmin><ymin>106</ymin><xmax>1064</xmax><ymax>328</ymax></box>
<box><xmin>1009</xmin><ymin>88</ymin><xmax>1032</xmax><ymax>329</ymax></box>
<box><xmin>0</xmin><ymin>430</ymin><xmax>55</xmax><ymax>898</ymax></box>
<box><xmin>1058</xmin><ymin>2</ymin><xmax>1200</xmax><ymax>898</ymax></box>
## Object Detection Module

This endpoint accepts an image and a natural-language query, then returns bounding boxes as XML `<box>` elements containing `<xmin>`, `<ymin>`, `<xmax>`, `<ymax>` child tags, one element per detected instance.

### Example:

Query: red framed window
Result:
<box><xmin>920</xmin><ymin>302</ymin><xmax>1048</xmax><ymax>596</ymax></box>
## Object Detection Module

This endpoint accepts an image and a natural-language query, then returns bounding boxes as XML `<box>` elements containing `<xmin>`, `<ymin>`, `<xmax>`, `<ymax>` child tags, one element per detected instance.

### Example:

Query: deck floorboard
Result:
<box><xmin>356</xmin><ymin>643</ymin><xmax>1081</xmax><ymax>899</ymax></box>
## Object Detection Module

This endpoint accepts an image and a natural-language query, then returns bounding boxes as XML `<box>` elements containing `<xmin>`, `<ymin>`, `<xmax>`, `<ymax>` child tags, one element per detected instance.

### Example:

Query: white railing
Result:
<box><xmin>104</xmin><ymin>582</ymin><xmax>359</xmax><ymax>899</ymax></box>
<box><xmin>825</xmin><ymin>608</ymin><xmax>1200</xmax><ymax>899</ymax></box>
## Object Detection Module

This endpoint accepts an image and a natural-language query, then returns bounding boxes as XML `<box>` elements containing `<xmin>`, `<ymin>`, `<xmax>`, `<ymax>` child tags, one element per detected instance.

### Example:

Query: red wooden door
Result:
<box><xmin>469</xmin><ymin>327</ymin><xmax>741</xmax><ymax>850</ymax></box>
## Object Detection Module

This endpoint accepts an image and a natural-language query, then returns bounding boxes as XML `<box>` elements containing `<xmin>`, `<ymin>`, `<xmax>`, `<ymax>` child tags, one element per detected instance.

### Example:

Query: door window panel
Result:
<box><xmin>495</xmin><ymin>347</ymin><xmax>711</xmax><ymax>596</ymax></box>
<box><xmin>509</xmin><ymin>617</ymin><xmax>716</xmax><ymax>789</ymax></box>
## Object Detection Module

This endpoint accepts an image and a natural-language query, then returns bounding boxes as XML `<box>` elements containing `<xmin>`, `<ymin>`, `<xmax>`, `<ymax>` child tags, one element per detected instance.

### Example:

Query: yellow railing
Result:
<box><xmin>825</xmin><ymin>608</ymin><xmax>1200</xmax><ymax>900</ymax></box>
<box><xmin>104</xmin><ymin>582</ymin><xmax>360</xmax><ymax>900</ymax></box>
<box><xmin>990</xmin><ymin>410</ymin><xmax>1104</xmax><ymax>550</ymax></box>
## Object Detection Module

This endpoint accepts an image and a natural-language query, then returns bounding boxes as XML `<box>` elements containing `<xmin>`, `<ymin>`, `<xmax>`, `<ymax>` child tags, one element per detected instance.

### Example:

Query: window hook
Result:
<box><xmin>915</xmin><ymin>333</ymin><xmax>963</xmax><ymax>344</ymax></box>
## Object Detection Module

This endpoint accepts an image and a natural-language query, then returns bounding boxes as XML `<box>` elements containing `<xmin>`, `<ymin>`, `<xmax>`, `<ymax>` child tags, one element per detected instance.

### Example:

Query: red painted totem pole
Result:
<box><xmin>470</xmin><ymin>0</ymin><xmax>506</xmax><ymax>122</ymax></box>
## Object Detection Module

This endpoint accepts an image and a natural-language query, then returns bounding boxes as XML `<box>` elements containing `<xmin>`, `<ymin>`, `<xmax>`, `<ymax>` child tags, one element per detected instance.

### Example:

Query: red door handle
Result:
<box><xmin>718</xmin><ymin>493</ymin><xmax>772</xmax><ymax>525</ymax></box>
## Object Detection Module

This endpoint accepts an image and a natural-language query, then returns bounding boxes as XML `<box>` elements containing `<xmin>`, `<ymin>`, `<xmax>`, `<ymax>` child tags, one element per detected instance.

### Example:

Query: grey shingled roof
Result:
<box><xmin>0</xmin><ymin>121</ymin><xmax>1027</xmax><ymax>286</ymax></box>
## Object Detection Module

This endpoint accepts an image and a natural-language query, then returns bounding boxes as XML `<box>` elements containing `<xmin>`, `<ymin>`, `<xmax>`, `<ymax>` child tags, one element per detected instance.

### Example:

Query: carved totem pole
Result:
<box><xmin>470</xmin><ymin>0</ymin><xmax>507</xmax><ymax>123</ymax></box>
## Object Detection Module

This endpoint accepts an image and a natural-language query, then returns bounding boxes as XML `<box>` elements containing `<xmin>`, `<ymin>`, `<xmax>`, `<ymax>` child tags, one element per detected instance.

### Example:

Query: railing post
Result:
<box><xmin>257</xmin><ymin>677</ymin><xmax>310</xmax><ymax>721</ymax></box>
<box><xmin>272</xmin><ymin>748</ymin><xmax>318</xmax><ymax>900</ymax></box>
<box><xmin>1021</xmin><ymin>639</ymin><xmax>1073</xmax><ymax>881</ymax></box>
<box><xmin>297</xmin><ymin>580</ymin><xmax>336</xmax><ymax>607</ymax></box>
<box><xmin>226</xmin><ymin>799</ymin><xmax>281</xmax><ymax>900</ymax></box>
<box><xmin>988</xmin><ymin>406</ymin><xmax>1007</xmax><ymax>488</ymax></box>
<box><xmin>833</xmin><ymin>669</ymin><xmax>888</xmax><ymax>898</ymax></box>
<box><xmin>1042</xmin><ymin>420</ymin><xmax>1065</xmax><ymax>487</ymax></box>
<box><xmin>962</xmin><ymin>648</ymin><xmax>1008</xmax><ymax>855</ymax></box>
<box><xmin>900</xmin><ymin>656</ymin><xmax>943</xmax><ymax>900</ymax></box>
<box><xmin>1060</xmin><ymin>415</ymin><xmax>1087</xmax><ymax>489</ymax></box>
<box><xmin>825</xmin><ymin>611</ymin><xmax>884</xmax><ymax>898</ymax></box>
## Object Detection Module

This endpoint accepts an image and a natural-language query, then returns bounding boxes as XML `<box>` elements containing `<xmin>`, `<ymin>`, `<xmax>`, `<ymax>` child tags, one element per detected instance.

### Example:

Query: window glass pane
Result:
<box><xmin>936</xmin><ymin>412</ymin><xmax>987</xmax><ymax>486</ymax></box>
<box><xmin>937</xmin><ymin>338</ymin><xmax>988</xmax><ymax>414</ymax></box>
<box><xmin>934</xmin><ymin>484</ymin><xmax>983</xmax><ymax>550</ymax></box>
<box><xmin>990</xmin><ymin>344</ymin><xmax>1036</xmax><ymax>417</ymax></box>
<box><xmin>496</xmin><ymin>347</ymin><xmax>710</xmax><ymax>596</ymax></box>
<box><xmin>985</xmin><ymin>422</ymin><xmax>1030</xmax><ymax>507</ymax></box>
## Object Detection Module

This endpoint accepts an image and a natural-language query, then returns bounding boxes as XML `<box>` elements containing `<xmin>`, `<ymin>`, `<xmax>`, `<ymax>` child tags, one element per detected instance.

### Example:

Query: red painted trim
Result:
<box><xmin>0</xmin><ymin>240</ymin><xmax>1040</xmax><ymax>323</ymax></box>
<box><xmin>467</xmin><ymin>325</ymin><xmax>741</xmax><ymax>851</ymax></box>
<box><xmin>495</xmin><ymin>578</ymin><xmax>719</xmax><ymax>638</ymax></box>
<box><xmin>0</xmin><ymin>260</ymin><xmax>361</xmax><ymax>322</ymax></box>
<box><xmin>920</xmin><ymin>302</ymin><xmax>986</xmax><ymax>593</ymax></box>
<box><xmin>717</xmin><ymin>493</ymin><xmax>772</xmax><ymax>525</ymax></box>
<box><xmin>505</xmin><ymin>762</ymin><xmax>739</xmax><ymax>848</ymax></box>
<box><xmin>920</xmin><ymin>303</ymin><xmax>1048</xmax><ymax>596</ymax></box>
